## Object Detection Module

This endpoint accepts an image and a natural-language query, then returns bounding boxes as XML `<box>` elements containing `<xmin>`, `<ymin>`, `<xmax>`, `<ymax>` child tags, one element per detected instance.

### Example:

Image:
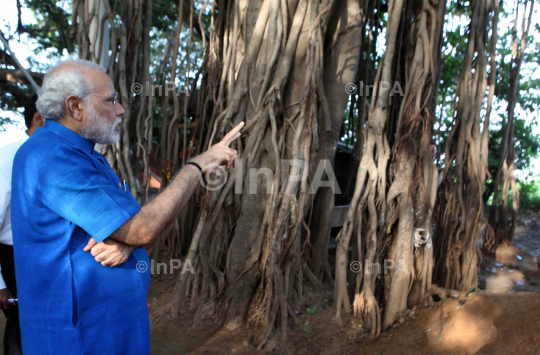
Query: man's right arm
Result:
<box><xmin>89</xmin><ymin>121</ymin><xmax>244</xmax><ymax>247</ymax></box>
<box><xmin>106</xmin><ymin>162</ymin><xmax>201</xmax><ymax>246</ymax></box>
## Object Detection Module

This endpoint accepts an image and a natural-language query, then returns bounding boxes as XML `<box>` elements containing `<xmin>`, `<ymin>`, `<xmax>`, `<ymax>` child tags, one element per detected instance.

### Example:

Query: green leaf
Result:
<box><xmin>466</xmin><ymin>287</ymin><xmax>476</xmax><ymax>297</ymax></box>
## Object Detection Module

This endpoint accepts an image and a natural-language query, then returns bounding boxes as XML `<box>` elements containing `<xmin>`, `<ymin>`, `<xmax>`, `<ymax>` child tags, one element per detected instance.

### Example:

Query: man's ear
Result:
<box><xmin>33</xmin><ymin>112</ymin><xmax>45</xmax><ymax>128</ymax></box>
<box><xmin>65</xmin><ymin>95</ymin><xmax>84</xmax><ymax>121</ymax></box>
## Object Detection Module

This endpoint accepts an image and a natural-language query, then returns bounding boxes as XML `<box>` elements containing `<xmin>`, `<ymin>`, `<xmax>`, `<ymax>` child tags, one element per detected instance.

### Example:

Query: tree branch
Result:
<box><xmin>0</xmin><ymin>31</ymin><xmax>40</xmax><ymax>93</ymax></box>
<box><xmin>0</xmin><ymin>82</ymin><xmax>29</xmax><ymax>103</ymax></box>
<box><xmin>170</xmin><ymin>0</ymin><xmax>209</xmax><ymax>42</ymax></box>
<box><xmin>0</xmin><ymin>68</ymin><xmax>44</xmax><ymax>86</ymax></box>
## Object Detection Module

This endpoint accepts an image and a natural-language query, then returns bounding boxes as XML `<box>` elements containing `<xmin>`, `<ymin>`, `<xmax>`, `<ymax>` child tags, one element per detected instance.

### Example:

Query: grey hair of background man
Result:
<box><xmin>36</xmin><ymin>59</ymin><xmax>106</xmax><ymax>120</ymax></box>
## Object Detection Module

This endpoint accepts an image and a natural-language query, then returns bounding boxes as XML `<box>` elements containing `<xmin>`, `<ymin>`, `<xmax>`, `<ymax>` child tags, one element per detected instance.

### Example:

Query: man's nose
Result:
<box><xmin>116</xmin><ymin>101</ymin><xmax>125</xmax><ymax>116</ymax></box>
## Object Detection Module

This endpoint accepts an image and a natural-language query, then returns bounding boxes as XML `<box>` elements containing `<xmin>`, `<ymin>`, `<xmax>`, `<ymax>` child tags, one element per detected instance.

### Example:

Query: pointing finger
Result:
<box><xmin>220</xmin><ymin>121</ymin><xmax>245</xmax><ymax>147</ymax></box>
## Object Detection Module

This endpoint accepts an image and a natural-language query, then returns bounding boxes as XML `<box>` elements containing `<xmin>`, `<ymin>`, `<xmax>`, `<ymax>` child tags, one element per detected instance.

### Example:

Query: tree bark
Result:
<box><xmin>174</xmin><ymin>0</ymin><xmax>363</xmax><ymax>345</ymax></box>
<box><xmin>489</xmin><ymin>0</ymin><xmax>533</xmax><ymax>245</ymax></box>
<box><xmin>434</xmin><ymin>0</ymin><xmax>499</xmax><ymax>291</ymax></box>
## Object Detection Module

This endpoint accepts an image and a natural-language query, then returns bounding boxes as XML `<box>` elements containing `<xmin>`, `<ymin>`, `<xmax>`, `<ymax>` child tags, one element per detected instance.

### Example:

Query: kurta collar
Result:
<box><xmin>44</xmin><ymin>120</ymin><xmax>95</xmax><ymax>154</ymax></box>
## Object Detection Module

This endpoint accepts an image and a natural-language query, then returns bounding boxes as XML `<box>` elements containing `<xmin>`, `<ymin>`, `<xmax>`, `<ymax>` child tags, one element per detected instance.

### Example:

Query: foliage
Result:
<box><xmin>485</xmin><ymin>117</ymin><xmax>540</xmax><ymax>200</ymax></box>
<box><xmin>0</xmin><ymin>116</ymin><xmax>14</xmax><ymax>132</ymax></box>
<box><xmin>1</xmin><ymin>0</ymin><xmax>209</xmax><ymax>140</ymax></box>
<box><xmin>495</xmin><ymin>28</ymin><xmax>540</xmax><ymax>111</ymax></box>
<box><xmin>0</xmin><ymin>0</ymin><xmax>71</xmax><ymax>116</ymax></box>
<box><xmin>434</xmin><ymin>0</ymin><xmax>540</xmax><ymax>200</ymax></box>
<box><xmin>22</xmin><ymin>0</ymin><xmax>75</xmax><ymax>62</ymax></box>
<box><xmin>517</xmin><ymin>180</ymin><xmax>540</xmax><ymax>212</ymax></box>
<box><xmin>0</xmin><ymin>82</ymin><xmax>30</xmax><ymax>117</ymax></box>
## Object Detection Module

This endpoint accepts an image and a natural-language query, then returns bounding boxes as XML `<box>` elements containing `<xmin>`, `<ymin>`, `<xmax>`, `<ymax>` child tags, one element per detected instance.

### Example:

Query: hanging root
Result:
<box><xmin>303</xmin><ymin>264</ymin><xmax>324</xmax><ymax>289</ymax></box>
<box><xmin>354</xmin><ymin>290</ymin><xmax>381</xmax><ymax>336</ymax></box>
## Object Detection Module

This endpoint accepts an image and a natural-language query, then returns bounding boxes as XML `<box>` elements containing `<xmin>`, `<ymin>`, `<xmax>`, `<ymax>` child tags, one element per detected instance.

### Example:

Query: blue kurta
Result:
<box><xmin>11</xmin><ymin>120</ymin><xmax>151</xmax><ymax>354</ymax></box>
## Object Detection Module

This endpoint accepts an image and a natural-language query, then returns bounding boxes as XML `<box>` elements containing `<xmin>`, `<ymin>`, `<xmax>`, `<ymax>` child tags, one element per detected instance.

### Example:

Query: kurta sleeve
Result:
<box><xmin>37</xmin><ymin>146</ymin><xmax>140</xmax><ymax>243</ymax></box>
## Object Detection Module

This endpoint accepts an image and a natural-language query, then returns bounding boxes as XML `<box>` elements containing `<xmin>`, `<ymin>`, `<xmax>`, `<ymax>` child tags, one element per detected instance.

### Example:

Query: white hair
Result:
<box><xmin>36</xmin><ymin>59</ymin><xmax>106</xmax><ymax>120</ymax></box>
<box><xmin>80</xmin><ymin>104</ymin><xmax>122</xmax><ymax>145</ymax></box>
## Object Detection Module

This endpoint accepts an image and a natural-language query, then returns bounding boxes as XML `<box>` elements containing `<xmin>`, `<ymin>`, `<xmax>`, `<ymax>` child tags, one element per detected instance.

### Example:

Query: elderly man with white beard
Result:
<box><xmin>10</xmin><ymin>59</ymin><xmax>243</xmax><ymax>355</ymax></box>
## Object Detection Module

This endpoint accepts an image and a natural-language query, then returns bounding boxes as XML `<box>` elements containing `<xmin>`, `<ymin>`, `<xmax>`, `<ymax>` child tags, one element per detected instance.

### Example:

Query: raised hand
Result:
<box><xmin>191</xmin><ymin>121</ymin><xmax>244</xmax><ymax>174</ymax></box>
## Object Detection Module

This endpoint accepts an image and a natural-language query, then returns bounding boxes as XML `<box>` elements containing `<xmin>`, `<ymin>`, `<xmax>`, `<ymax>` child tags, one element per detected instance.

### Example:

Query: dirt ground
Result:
<box><xmin>149</xmin><ymin>212</ymin><xmax>540</xmax><ymax>355</ymax></box>
<box><xmin>150</xmin><ymin>290</ymin><xmax>540</xmax><ymax>355</ymax></box>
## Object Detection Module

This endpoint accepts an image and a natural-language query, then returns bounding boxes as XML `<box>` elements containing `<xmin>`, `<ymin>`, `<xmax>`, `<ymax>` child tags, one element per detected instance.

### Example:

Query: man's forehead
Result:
<box><xmin>89</xmin><ymin>70</ymin><xmax>115</xmax><ymax>92</ymax></box>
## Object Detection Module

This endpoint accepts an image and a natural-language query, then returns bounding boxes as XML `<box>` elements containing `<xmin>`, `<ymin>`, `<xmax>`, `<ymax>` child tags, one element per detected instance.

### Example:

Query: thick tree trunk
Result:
<box><xmin>174</xmin><ymin>0</ymin><xmax>363</xmax><ymax>344</ymax></box>
<box><xmin>434</xmin><ymin>0</ymin><xmax>499</xmax><ymax>291</ymax></box>
<box><xmin>382</xmin><ymin>0</ymin><xmax>444</xmax><ymax>328</ymax></box>
<box><xmin>334</xmin><ymin>0</ymin><xmax>405</xmax><ymax>335</ymax></box>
